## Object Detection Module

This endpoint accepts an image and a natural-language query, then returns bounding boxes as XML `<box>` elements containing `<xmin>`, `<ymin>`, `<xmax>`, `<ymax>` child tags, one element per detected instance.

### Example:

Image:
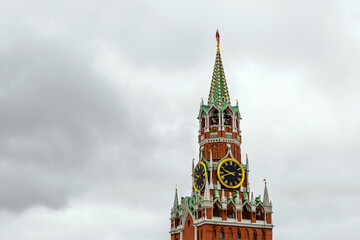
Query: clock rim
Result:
<box><xmin>217</xmin><ymin>158</ymin><xmax>245</xmax><ymax>189</ymax></box>
<box><xmin>192</xmin><ymin>161</ymin><xmax>208</xmax><ymax>192</ymax></box>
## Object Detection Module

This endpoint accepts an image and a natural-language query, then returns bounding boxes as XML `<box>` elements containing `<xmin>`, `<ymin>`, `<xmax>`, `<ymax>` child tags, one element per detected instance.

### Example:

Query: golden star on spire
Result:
<box><xmin>216</xmin><ymin>29</ymin><xmax>220</xmax><ymax>52</ymax></box>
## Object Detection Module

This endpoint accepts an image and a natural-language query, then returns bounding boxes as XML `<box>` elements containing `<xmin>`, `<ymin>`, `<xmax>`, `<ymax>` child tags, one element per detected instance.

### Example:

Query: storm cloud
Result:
<box><xmin>0</xmin><ymin>0</ymin><xmax>359</xmax><ymax>239</ymax></box>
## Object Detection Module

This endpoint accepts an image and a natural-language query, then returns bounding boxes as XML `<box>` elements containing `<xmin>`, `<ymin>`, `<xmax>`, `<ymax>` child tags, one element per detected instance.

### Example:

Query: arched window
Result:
<box><xmin>224</xmin><ymin>109</ymin><xmax>232</xmax><ymax>126</ymax></box>
<box><xmin>174</xmin><ymin>213</ymin><xmax>180</xmax><ymax>228</ymax></box>
<box><xmin>253</xmin><ymin>231</ymin><xmax>257</xmax><ymax>240</ymax></box>
<box><xmin>213</xmin><ymin>226</ymin><xmax>217</xmax><ymax>238</ymax></box>
<box><xmin>220</xmin><ymin>228</ymin><xmax>224</xmax><ymax>239</ymax></box>
<box><xmin>227</xmin><ymin>203</ymin><xmax>235</xmax><ymax>218</ymax></box>
<box><xmin>187</xmin><ymin>218</ymin><xmax>190</xmax><ymax>227</ymax></box>
<box><xmin>256</xmin><ymin>206</ymin><xmax>265</xmax><ymax>221</ymax></box>
<box><xmin>242</xmin><ymin>204</ymin><xmax>251</xmax><ymax>220</ymax></box>
<box><xmin>237</xmin><ymin>229</ymin><xmax>241</xmax><ymax>240</ymax></box>
<box><xmin>213</xmin><ymin>202</ymin><xmax>222</xmax><ymax>217</ymax></box>
<box><xmin>209</xmin><ymin>109</ymin><xmax>219</xmax><ymax>125</ymax></box>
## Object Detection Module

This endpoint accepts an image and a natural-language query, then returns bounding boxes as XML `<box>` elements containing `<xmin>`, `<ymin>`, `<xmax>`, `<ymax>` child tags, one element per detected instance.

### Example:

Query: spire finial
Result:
<box><xmin>263</xmin><ymin>177</ymin><xmax>267</xmax><ymax>184</ymax></box>
<box><xmin>216</xmin><ymin>29</ymin><xmax>220</xmax><ymax>52</ymax></box>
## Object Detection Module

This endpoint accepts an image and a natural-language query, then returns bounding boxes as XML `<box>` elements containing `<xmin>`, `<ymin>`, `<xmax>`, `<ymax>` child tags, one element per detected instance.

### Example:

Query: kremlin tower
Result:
<box><xmin>170</xmin><ymin>30</ymin><xmax>274</xmax><ymax>240</ymax></box>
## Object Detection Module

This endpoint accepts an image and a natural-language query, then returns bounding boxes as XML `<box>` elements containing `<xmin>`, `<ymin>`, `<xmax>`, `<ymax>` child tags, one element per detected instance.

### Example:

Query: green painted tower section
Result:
<box><xmin>207</xmin><ymin>30</ymin><xmax>231</xmax><ymax>108</ymax></box>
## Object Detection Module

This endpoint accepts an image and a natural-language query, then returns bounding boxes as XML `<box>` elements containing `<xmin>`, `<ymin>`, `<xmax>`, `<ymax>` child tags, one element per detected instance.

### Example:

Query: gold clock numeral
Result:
<box><xmin>221</xmin><ymin>175</ymin><xmax>225</xmax><ymax>180</ymax></box>
<box><xmin>230</xmin><ymin>161</ymin><xmax>232</xmax><ymax>165</ymax></box>
<box><xmin>230</xmin><ymin>182</ymin><xmax>233</xmax><ymax>186</ymax></box>
<box><xmin>225</xmin><ymin>180</ymin><xmax>228</xmax><ymax>184</ymax></box>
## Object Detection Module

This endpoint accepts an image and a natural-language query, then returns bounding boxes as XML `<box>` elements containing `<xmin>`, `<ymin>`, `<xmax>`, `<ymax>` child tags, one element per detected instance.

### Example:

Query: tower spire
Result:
<box><xmin>173</xmin><ymin>187</ymin><xmax>179</xmax><ymax>210</ymax></box>
<box><xmin>263</xmin><ymin>179</ymin><xmax>270</xmax><ymax>206</ymax></box>
<box><xmin>208</xmin><ymin>29</ymin><xmax>230</xmax><ymax>107</ymax></box>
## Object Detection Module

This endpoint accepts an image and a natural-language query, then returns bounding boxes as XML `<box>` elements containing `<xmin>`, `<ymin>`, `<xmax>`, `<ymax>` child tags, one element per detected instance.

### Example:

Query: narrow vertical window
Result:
<box><xmin>220</xmin><ymin>228</ymin><xmax>224</xmax><ymax>239</ymax></box>
<box><xmin>237</xmin><ymin>230</ymin><xmax>241</xmax><ymax>240</ymax></box>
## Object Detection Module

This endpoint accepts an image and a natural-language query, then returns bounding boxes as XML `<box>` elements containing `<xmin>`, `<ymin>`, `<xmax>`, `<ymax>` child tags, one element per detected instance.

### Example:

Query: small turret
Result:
<box><xmin>221</xmin><ymin>189</ymin><xmax>226</xmax><ymax>202</ymax></box>
<box><xmin>203</xmin><ymin>177</ymin><xmax>211</xmax><ymax>201</ymax></box>
<box><xmin>235</xmin><ymin>191</ymin><xmax>241</xmax><ymax>204</ymax></box>
<box><xmin>263</xmin><ymin>180</ymin><xmax>270</xmax><ymax>206</ymax></box>
<box><xmin>209</xmin><ymin>150</ymin><xmax>214</xmax><ymax>189</ymax></box>
<box><xmin>172</xmin><ymin>188</ymin><xmax>179</xmax><ymax>213</ymax></box>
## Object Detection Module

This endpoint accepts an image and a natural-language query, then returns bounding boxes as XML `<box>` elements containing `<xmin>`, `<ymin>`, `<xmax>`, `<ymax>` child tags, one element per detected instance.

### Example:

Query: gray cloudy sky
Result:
<box><xmin>0</xmin><ymin>0</ymin><xmax>359</xmax><ymax>239</ymax></box>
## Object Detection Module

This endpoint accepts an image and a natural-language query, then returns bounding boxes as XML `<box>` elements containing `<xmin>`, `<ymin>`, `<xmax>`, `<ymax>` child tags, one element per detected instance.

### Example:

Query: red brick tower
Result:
<box><xmin>170</xmin><ymin>30</ymin><xmax>274</xmax><ymax>240</ymax></box>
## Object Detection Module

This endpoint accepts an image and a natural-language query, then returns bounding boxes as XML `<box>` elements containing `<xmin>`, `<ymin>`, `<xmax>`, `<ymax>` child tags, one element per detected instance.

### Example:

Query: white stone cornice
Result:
<box><xmin>192</xmin><ymin>219</ymin><xmax>275</xmax><ymax>229</ymax></box>
<box><xmin>199</xmin><ymin>137</ymin><xmax>241</xmax><ymax>146</ymax></box>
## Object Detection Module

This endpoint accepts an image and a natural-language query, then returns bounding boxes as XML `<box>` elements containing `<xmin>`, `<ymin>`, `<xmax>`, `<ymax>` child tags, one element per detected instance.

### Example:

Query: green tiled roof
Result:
<box><xmin>207</xmin><ymin>41</ymin><xmax>231</xmax><ymax>108</ymax></box>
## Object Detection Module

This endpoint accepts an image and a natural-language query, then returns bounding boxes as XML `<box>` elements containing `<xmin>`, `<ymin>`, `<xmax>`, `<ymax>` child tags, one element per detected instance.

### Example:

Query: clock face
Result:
<box><xmin>193</xmin><ymin>162</ymin><xmax>207</xmax><ymax>191</ymax></box>
<box><xmin>217</xmin><ymin>158</ymin><xmax>245</xmax><ymax>189</ymax></box>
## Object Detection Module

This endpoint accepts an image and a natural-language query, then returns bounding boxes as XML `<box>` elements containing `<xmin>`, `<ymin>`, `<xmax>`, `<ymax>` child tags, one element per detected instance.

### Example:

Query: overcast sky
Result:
<box><xmin>0</xmin><ymin>0</ymin><xmax>359</xmax><ymax>239</ymax></box>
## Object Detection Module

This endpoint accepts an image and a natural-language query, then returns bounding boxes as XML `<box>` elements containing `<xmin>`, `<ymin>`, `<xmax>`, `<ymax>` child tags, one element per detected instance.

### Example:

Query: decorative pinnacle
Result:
<box><xmin>173</xmin><ymin>186</ymin><xmax>179</xmax><ymax>210</ymax></box>
<box><xmin>216</xmin><ymin>29</ymin><xmax>220</xmax><ymax>52</ymax></box>
<box><xmin>263</xmin><ymin>180</ymin><xmax>270</xmax><ymax>206</ymax></box>
<box><xmin>263</xmin><ymin>178</ymin><xmax>267</xmax><ymax>184</ymax></box>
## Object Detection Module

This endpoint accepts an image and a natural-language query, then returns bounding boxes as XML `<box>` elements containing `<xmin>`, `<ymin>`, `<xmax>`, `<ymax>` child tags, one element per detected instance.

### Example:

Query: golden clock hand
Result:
<box><xmin>222</xmin><ymin>173</ymin><xmax>234</xmax><ymax>177</ymax></box>
<box><xmin>223</xmin><ymin>169</ymin><xmax>235</xmax><ymax>176</ymax></box>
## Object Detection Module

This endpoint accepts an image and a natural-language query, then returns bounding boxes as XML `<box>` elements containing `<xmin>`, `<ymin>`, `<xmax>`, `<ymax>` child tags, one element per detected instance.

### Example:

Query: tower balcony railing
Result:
<box><xmin>208</xmin><ymin>132</ymin><xmax>233</xmax><ymax>139</ymax></box>
<box><xmin>191</xmin><ymin>216</ymin><xmax>267</xmax><ymax>226</ymax></box>
<box><xmin>210</xmin><ymin>132</ymin><xmax>218</xmax><ymax>138</ymax></box>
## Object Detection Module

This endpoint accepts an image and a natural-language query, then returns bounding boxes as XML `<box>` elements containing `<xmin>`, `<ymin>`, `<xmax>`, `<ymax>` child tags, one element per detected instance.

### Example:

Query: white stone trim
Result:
<box><xmin>192</xmin><ymin>219</ymin><xmax>274</xmax><ymax>228</ymax></box>
<box><xmin>199</xmin><ymin>137</ymin><xmax>241</xmax><ymax>146</ymax></box>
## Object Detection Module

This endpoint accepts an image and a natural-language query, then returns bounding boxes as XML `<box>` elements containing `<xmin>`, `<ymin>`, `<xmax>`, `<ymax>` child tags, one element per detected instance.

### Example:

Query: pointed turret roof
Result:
<box><xmin>203</xmin><ymin>178</ymin><xmax>211</xmax><ymax>201</ymax></box>
<box><xmin>207</xmin><ymin>30</ymin><xmax>231</xmax><ymax>107</ymax></box>
<box><xmin>173</xmin><ymin>188</ymin><xmax>179</xmax><ymax>210</ymax></box>
<box><xmin>263</xmin><ymin>182</ymin><xmax>270</xmax><ymax>206</ymax></box>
